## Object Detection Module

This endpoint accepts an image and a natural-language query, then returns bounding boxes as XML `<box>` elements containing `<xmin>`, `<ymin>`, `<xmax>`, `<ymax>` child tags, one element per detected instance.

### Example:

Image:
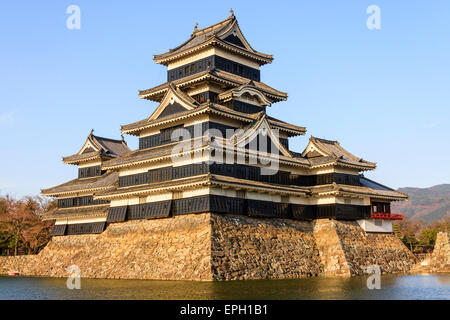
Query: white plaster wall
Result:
<box><xmin>55</xmin><ymin>216</ymin><xmax>107</xmax><ymax>225</ymax></box>
<box><xmin>357</xmin><ymin>219</ymin><xmax>393</xmax><ymax>233</ymax></box>
<box><xmin>78</xmin><ymin>160</ymin><xmax>102</xmax><ymax>168</ymax></box>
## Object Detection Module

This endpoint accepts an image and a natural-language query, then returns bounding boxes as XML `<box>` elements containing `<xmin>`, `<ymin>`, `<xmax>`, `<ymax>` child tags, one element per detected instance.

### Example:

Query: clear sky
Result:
<box><xmin>0</xmin><ymin>1</ymin><xmax>449</xmax><ymax>198</ymax></box>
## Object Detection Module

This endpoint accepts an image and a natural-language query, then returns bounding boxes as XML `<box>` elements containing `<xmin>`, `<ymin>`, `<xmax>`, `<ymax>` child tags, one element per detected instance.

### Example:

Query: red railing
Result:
<box><xmin>372</xmin><ymin>212</ymin><xmax>404</xmax><ymax>220</ymax></box>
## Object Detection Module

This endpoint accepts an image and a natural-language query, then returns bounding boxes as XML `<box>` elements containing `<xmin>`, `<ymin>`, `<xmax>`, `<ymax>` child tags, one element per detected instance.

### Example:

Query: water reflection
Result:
<box><xmin>0</xmin><ymin>274</ymin><xmax>448</xmax><ymax>300</ymax></box>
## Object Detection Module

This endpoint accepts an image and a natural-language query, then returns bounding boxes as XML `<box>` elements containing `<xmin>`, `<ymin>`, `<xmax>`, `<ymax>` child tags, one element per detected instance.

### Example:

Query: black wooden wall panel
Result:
<box><xmin>58</xmin><ymin>196</ymin><xmax>109</xmax><ymax>209</ymax></box>
<box><xmin>65</xmin><ymin>222</ymin><xmax>105</xmax><ymax>235</ymax></box>
<box><xmin>192</xmin><ymin>92</ymin><xmax>219</xmax><ymax>104</ymax></box>
<box><xmin>117</xmin><ymin>160</ymin><xmax>362</xmax><ymax>190</ymax></box>
<box><xmin>51</xmin><ymin>224</ymin><xmax>67</xmax><ymax>236</ymax></box>
<box><xmin>101</xmin><ymin>196</ymin><xmax>373</xmax><ymax>227</ymax></box>
<box><xmin>128</xmin><ymin>200</ymin><xmax>172</xmax><ymax>220</ymax></box>
<box><xmin>107</xmin><ymin>206</ymin><xmax>128</xmax><ymax>222</ymax></box>
<box><xmin>78</xmin><ymin>166</ymin><xmax>103</xmax><ymax>178</ymax></box>
<box><xmin>173</xmin><ymin>195</ymin><xmax>210</xmax><ymax>215</ymax></box>
<box><xmin>222</xmin><ymin>100</ymin><xmax>266</xmax><ymax>114</ymax></box>
<box><xmin>167</xmin><ymin>55</ymin><xmax>260</xmax><ymax>82</ymax></box>
<box><xmin>335</xmin><ymin>204</ymin><xmax>371</xmax><ymax>220</ymax></box>
<box><xmin>292</xmin><ymin>204</ymin><xmax>316</xmax><ymax>221</ymax></box>
<box><xmin>119</xmin><ymin>172</ymin><xmax>150</xmax><ymax>188</ymax></box>
<box><xmin>139</xmin><ymin>122</ymin><xmax>237</xmax><ymax>150</ymax></box>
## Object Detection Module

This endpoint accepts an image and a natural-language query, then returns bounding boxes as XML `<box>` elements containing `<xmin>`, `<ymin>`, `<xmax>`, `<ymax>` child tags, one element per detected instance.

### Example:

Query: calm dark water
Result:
<box><xmin>0</xmin><ymin>274</ymin><xmax>448</xmax><ymax>300</ymax></box>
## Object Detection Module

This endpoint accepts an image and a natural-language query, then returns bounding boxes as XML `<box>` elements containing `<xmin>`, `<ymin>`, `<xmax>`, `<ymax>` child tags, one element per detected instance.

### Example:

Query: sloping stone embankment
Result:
<box><xmin>0</xmin><ymin>214</ymin><xmax>418</xmax><ymax>280</ymax></box>
<box><xmin>0</xmin><ymin>214</ymin><xmax>212</xmax><ymax>280</ymax></box>
<box><xmin>210</xmin><ymin>214</ymin><xmax>322</xmax><ymax>280</ymax></box>
<box><xmin>411</xmin><ymin>232</ymin><xmax>450</xmax><ymax>273</ymax></box>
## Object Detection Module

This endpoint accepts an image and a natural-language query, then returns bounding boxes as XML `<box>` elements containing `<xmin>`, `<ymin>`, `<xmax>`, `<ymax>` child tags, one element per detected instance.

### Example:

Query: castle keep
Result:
<box><xmin>2</xmin><ymin>12</ymin><xmax>417</xmax><ymax>280</ymax></box>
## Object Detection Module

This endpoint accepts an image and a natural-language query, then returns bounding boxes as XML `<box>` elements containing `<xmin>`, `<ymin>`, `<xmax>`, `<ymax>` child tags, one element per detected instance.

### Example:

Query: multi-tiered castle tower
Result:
<box><xmin>37</xmin><ymin>12</ymin><xmax>414</xmax><ymax>280</ymax></box>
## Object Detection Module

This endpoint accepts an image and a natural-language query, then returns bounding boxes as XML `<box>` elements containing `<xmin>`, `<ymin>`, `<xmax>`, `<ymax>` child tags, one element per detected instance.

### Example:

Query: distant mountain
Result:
<box><xmin>391</xmin><ymin>184</ymin><xmax>450</xmax><ymax>222</ymax></box>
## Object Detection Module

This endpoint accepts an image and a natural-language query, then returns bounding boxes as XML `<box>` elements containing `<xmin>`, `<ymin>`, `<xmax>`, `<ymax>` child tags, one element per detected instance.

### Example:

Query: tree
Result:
<box><xmin>0</xmin><ymin>195</ymin><xmax>55</xmax><ymax>256</ymax></box>
<box><xmin>419</xmin><ymin>229</ymin><xmax>438</xmax><ymax>246</ymax></box>
<box><xmin>402</xmin><ymin>233</ymin><xmax>419</xmax><ymax>251</ymax></box>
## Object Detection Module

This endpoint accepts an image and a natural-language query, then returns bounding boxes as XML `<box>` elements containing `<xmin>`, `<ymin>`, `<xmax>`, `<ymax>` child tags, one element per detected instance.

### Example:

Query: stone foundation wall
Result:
<box><xmin>430</xmin><ymin>232</ymin><xmax>450</xmax><ymax>272</ymax></box>
<box><xmin>313</xmin><ymin>220</ymin><xmax>351</xmax><ymax>277</ymax></box>
<box><xmin>333</xmin><ymin>220</ymin><xmax>417</xmax><ymax>275</ymax></box>
<box><xmin>411</xmin><ymin>232</ymin><xmax>450</xmax><ymax>273</ymax></box>
<box><xmin>0</xmin><ymin>214</ymin><xmax>418</xmax><ymax>280</ymax></box>
<box><xmin>210</xmin><ymin>215</ymin><xmax>322</xmax><ymax>280</ymax></box>
<box><xmin>0</xmin><ymin>214</ymin><xmax>212</xmax><ymax>280</ymax></box>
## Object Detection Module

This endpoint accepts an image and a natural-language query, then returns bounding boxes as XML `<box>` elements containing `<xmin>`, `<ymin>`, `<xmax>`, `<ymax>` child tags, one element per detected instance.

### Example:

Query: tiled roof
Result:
<box><xmin>93</xmin><ymin>135</ymin><xmax>131</xmax><ymax>157</ymax></box>
<box><xmin>41</xmin><ymin>171</ymin><xmax>118</xmax><ymax>196</ymax></box>
<box><xmin>311</xmin><ymin>183</ymin><xmax>408</xmax><ymax>201</ymax></box>
<box><xmin>42</xmin><ymin>204</ymin><xmax>109</xmax><ymax>220</ymax></box>
<box><xmin>95</xmin><ymin>175</ymin><xmax>210</xmax><ymax>199</ymax></box>
<box><xmin>138</xmin><ymin>69</ymin><xmax>286</xmax><ymax>102</ymax></box>
<box><xmin>301</xmin><ymin>136</ymin><xmax>376</xmax><ymax>170</ymax></box>
<box><xmin>62</xmin><ymin>151</ymin><xmax>103</xmax><ymax>163</ymax></box>
<box><xmin>63</xmin><ymin>131</ymin><xmax>131</xmax><ymax>164</ymax></box>
<box><xmin>121</xmin><ymin>103</ymin><xmax>303</xmax><ymax>137</ymax></box>
<box><xmin>102</xmin><ymin>138</ymin><xmax>209</xmax><ymax>169</ymax></box>
<box><xmin>153</xmin><ymin>13</ymin><xmax>273</xmax><ymax>65</ymax></box>
<box><xmin>210</xmin><ymin>174</ymin><xmax>311</xmax><ymax>196</ymax></box>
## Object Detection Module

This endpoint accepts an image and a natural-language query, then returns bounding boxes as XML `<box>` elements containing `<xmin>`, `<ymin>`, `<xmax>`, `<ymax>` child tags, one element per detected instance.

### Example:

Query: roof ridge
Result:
<box><xmin>192</xmin><ymin>13</ymin><xmax>234</xmax><ymax>37</ymax></box>
<box><xmin>312</xmin><ymin>136</ymin><xmax>338</xmax><ymax>145</ymax></box>
<box><xmin>92</xmin><ymin>134</ymin><xmax>125</xmax><ymax>144</ymax></box>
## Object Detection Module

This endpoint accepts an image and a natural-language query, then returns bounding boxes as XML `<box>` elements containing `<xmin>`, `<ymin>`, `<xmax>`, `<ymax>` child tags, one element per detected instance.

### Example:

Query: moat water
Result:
<box><xmin>0</xmin><ymin>274</ymin><xmax>448</xmax><ymax>300</ymax></box>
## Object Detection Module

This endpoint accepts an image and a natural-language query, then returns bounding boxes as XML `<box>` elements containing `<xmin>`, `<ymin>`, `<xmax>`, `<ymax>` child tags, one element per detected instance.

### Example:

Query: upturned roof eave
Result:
<box><xmin>153</xmin><ymin>36</ymin><xmax>273</xmax><ymax>66</ymax></box>
<box><xmin>120</xmin><ymin>104</ymin><xmax>305</xmax><ymax>137</ymax></box>
<box><xmin>138</xmin><ymin>70</ymin><xmax>287</xmax><ymax>103</ymax></box>
<box><xmin>310</xmin><ymin>183</ymin><xmax>408</xmax><ymax>201</ymax></box>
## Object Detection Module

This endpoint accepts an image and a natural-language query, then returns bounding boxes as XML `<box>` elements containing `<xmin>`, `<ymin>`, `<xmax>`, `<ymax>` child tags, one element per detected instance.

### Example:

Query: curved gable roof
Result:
<box><xmin>62</xmin><ymin>130</ymin><xmax>131</xmax><ymax>165</ymax></box>
<box><xmin>153</xmin><ymin>11</ymin><xmax>273</xmax><ymax>65</ymax></box>
<box><xmin>301</xmin><ymin>136</ymin><xmax>376</xmax><ymax>170</ymax></box>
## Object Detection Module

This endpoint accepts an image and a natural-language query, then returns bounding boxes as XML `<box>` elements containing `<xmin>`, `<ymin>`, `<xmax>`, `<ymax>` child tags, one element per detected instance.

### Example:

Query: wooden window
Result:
<box><xmin>57</xmin><ymin>196</ymin><xmax>108</xmax><ymax>208</ymax></box>
<box><xmin>119</xmin><ymin>172</ymin><xmax>149</xmax><ymax>188</ymax></box>
<box><xmin>78</xmin><ymin>166</ymin><xmax>102</xmax><ymax>178</ymax></box>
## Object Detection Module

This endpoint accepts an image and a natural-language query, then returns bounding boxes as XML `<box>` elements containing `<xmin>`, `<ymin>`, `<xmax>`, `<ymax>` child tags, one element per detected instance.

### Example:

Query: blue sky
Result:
<box><xmin>0</xmin><ymin>1</ymin><xmax>449</xmax><ymax>198</ymax></box>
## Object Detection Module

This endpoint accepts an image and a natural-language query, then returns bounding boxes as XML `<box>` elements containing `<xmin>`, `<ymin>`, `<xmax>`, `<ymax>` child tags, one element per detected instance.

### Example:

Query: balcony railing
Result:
<box><xmin>372</xmin><ymin>212</ymin><xmax>404</xmax><ymax>220</ymax></box>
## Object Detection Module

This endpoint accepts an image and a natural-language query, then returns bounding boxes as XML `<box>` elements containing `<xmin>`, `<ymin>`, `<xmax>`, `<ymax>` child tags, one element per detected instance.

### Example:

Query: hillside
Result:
<box><xmin>391</xmin><ymin>184</ymin><xmax>450</xmax><ymax>222</ymax></box>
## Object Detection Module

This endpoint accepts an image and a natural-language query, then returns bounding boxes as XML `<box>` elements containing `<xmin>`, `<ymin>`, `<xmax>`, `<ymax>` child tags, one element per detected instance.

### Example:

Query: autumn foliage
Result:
<box><xmin>0</xmin><ymin>195</ymin><xmax>56</xmax><ymax>256</ymax></box>
<box><xmin>394</xmin><ymin>217</ymin><xmax>449</xmax><ymax>253</ymax></box>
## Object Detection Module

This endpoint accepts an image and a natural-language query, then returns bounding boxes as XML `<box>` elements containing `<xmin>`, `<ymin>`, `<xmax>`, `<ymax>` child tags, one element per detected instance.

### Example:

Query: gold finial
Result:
<box><xmin>90</xmin><ymin>128</ymin><xmax>94</xmax><ymax>136</ymax></box>
<box><xmin>230</xmin><ymin>8</ymin><xmax>234</xmax><ymax>17</ymax></box>
<box><xmin>194</xmin><ymin>22</ymin><xmax>198</xmax><ymax>32</ymax></box>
